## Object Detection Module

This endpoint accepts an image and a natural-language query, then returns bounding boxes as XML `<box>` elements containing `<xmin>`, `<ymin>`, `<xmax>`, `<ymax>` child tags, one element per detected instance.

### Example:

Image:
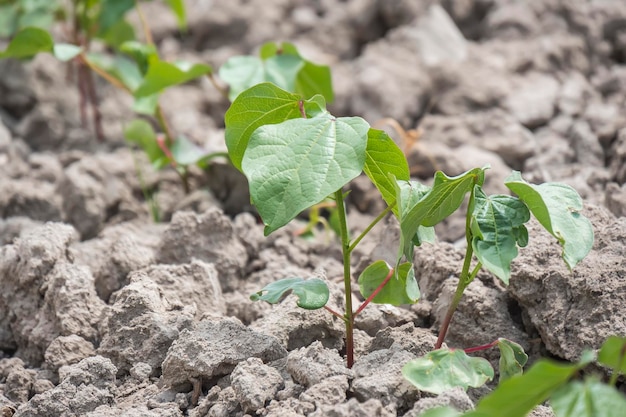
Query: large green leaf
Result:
<box><xmin>394</xmin><ymin>179</ymin><xmax>436</xmax><ymax>246</ymax></box>
<box><xmin>465</xmin><ymin>353</ymin><xmax>594</xmax><ymax>417</ymax></box>
<box><xmin>399</xmin><ymin>168</ymin><xmax>486</xmax><ymax>260</ymax></box>
<box><xmin>219</xmin><ymin>54</ymin><xmax>304</xmax><ymax>101</ymax></box>
<box><xmin>0</xmin><ymin>26</ymin><xmax>53</xmax><ymax>59</ymax></box>
<box><xmin>134</xmin><ymin>59</ymin><xmax>212</xmax><ymax>97</ymax></box>
<box><xmin>598</xmin><ymin>336</ymin><xmax>626</xmax><ymax>375</ymax></box>
<box><xmin>497</xmin><ymin>338</ymin><xmax>528</xmax><ymax>382</ymax></box>
<box><xmin>471</xmin><ymin>186</ymin><xmax>530</xmax><ymax>284</ymax></box>
<box><xmin>402</xmin><ymin>349</ymin><xmax>494</xmax><ymax>395</ymax></box>
<box><xmin>363</xmin><ymin>129</ymin><xmax>410</xmax><ymax>215</ymax></box>
<box><xmin>550</xmin><ymin>380</ymin><xmax>626</xmax><ymax>417</ymax></box>
<box><xmin>250</xmin><ymin>277</ymin><xmax>329</xmax><ymax>310</ymax></box>
<box><xmin>242</xmin><ymin>114</ymin><xmax>369</xmax><ymax>235</ymax></box>
<box><xmin>358</xmin><ymin>261</ymin><xmax>419</xmax><ymax>305</ymax></box>
<box><xmin>505</xmin><ymin>171</ymin><xmax>593</xmax><ymax>269</ymax></box>
<box><xmin>224</xmin><ymin>83</ymin><xmax>323</xmax><ymax>171</ymax></box>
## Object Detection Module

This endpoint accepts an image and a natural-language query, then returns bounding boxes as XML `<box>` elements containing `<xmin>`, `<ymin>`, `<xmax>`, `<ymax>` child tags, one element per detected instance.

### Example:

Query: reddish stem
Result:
<box><xmin>324</xmin><ymin>305</ymin><xmax>345</xmax><ymax>321</ymax></box>
<box><xmin>464</xmin><ymin>340</ymin><xmax>499</xmax><ymax>354</ymax></box>
<box><xmin>298</xmin><ymin>100</ymin><xmax>307</xmax><ymax>118</ymax></box>
<box><xmin>354</xmin><ymin>268</ymin><xmax>394</xmax><ymax>317</ymax></box>
<box><xmin>156</xmin><ymin>134</ymin><xmax>175</xmax><ymax>164</ymax></box>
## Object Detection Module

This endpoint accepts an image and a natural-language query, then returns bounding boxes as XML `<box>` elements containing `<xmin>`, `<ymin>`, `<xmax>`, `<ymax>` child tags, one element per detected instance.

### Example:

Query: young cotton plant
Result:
<box><xmin>227</xmin><ymin>81</ymin><xmax>595</xmax><ymax>376</ymax></box>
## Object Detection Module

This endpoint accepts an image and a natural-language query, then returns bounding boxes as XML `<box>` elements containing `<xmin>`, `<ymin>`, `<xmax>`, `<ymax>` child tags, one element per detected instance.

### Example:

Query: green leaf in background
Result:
<box><xmin>133</xmin><ymin>58</ymin><xmax>212</xmax><ymax>97</ymax></box>
<box><xmin>598</xmin><ymin>336</ymin><xmax>626</xmax><ymax>375</ymax></box>
<box><xmin>358</xmin><ymin>261</ymin><xmax>419</xmax><ymax>305</ymax></box>
<box><xmin>497</xmin><ymin>338</ymin><xmax>528</xmax><ymax>382</ymax></box>
<box><xmin>52</xmin><ymin>43</ymin><xmax>82</xmax><ymax>61</ymax></box>
<box><xmin>98</xmin><ymin>19</ymin><xmax>135</xmax><ymax>49</ymax></box>
<box><xmin>164</xmin><ymin>0</ymin><xmax>187</xmax><ymax>30</ymax></box>
<box><xmin>465</xmin><ymin>354</ymin><xmax>593</xmax><ymax>417</ymax></box>
<box><xmin>123</xmin><ymin>119</ymin><xmax>165</xmax><ymax>167</ymax></box>
<box><xmin>120</xmin><ymin>41</ymin><xmax>158</xmax><ymax>74</ymax></box>
<box><xmin>171</xmin><ymin>136</ymin><xmax>210</xmax><ymax>166</ymax></box>
<box><xmin>224</xmin><ymin>83</ymin><xmax>303</xmax><ymax>170</ymax></box>
<box><xmin>505</xmin><ymin>171</ymin><xmax>594</xmax><ymax>269</ymax></box>
<box><xmin>0</xmin><ymin>5</ymin><xmax>18</xmax><ymax>37</ymax></box>
<box><xmin>98</xmin><ymin>0</ymin><xmax>134</xmax><ymax>34</ymax></box>
<box><xmin>219</xmin><ymin>54</ymin><xmax>304</xmax><ymax>101</ymax></box>
<box><xmin>85</xmin><ymin>53</ymin><xmax>143</xmax><ymax>91</ymax></box>
<box><xmin>470</xmin><ymin>186</ymin><xmax>530</xmax><ymax>284</ymax></box>
<box><xmin>394</xmin><ymin>179</ymin><xmax>436</xmax><ymax>247</ymax></box>
<box><xmin>242</xmin><ymin>114</ymin><xmax>369</xmax><ymax>235</ymax></box>
<box><xmin>550</xmin><ymin>380</ymin><xmax>626</xmax><ymax>417</ymax></box>
<box><xmin>402</xmin><ymin>349</ymin><xmax>494</xmax><ymax>395</ymax></box>
<box><xmin>133</xmin><ymin>94</ymin><xmax>160</xmax><ymax>116</ymax></box>
<box><xmin>0</xmin><ymin>26</ymin><xmax>53</xmax><ymax>59</ymax></box>
<box><xmin>363</xmin><ymin>129</ymin><xmax>410</xmax><ymax>216</ymax></box>
<box><xmin>398</xmin><ymin>167</ymin><xmax>486</xmax><ymax>260</ymax></box>
<box><xmin>250</xmin><ymin>277</ymin><xmax>329</xmax><ymax>310</ymax></box>
<box><xmin>295</xmin><ymin>59</ymin><xmax>334</xmax><ymax>104</ymax></box>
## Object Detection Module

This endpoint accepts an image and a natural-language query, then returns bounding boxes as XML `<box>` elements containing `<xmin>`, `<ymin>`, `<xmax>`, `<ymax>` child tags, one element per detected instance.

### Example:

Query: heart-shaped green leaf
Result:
<box><xmin>363</xmin><ymin>129</ymin><xmax>410</xmax><ymax>216</ymax></box>
<box><xmin>133</xmin><ymin>59</ymin><xmax>212</xmax><ymax>97</ymax></box>
<box><xmin>0</xmin><ymin>27</ymin><xmax>53</xmax><ymax>59</ymax></box>
<box><xmin>497</xmin><ymin>338</ymin><xmax>528</xmax><ymax>382</ymax></box>
<box><xmin>242</xmin><ymin>114</ymin><xmax>369</xmax><ymax>235</ymax></box>
<box><xmin>505</xmin><ymin>171</ymin><xmax>593</xmax><ymax>269</ymax></box>
<box><xmin>398</xmin><ymin>167</ymin><xmax>486</xmax><ymax>261</ymax></box>
<box><xmin>250</xmin><ymin>277</ymin><xmax>329</xmax><ymax>310</ymax></box>
<box><xmin>598</xmin><ymin>336</ymin><xmax>626</xmax><ymax>375</ymax></box>
<box><xmin>550</xmin><ymin>380</ymin><xmax>626</xmax><ymax>417</ymax></box>
<box><xmin>224</xmin><ymin>83</ymin><xmax>307</xmax><ymax>171</ymax></box>
<box><xmin>402</xmin><ymin>348</ymin><xmax>494</xmax><ymax>395</ymax></box>
<box><xmin>471</xmin><ymin>186</ymin><xmax>530</xmax><ymax>284</ymax></box>
<box><xmin>358</xmin><ymin>260</ymin><xmax>419</xmax><ymax>305</ymax></box>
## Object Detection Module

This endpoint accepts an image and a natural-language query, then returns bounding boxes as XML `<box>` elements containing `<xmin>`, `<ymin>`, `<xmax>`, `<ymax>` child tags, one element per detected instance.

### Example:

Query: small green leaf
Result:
<box><xmin>358</xmin><ymin>261</ymin><xmax>419</xmax><ymax>305</ymax></box>
<box><xmin>52</xmin><ymin>44</ymin><xmax>82</xmax><ymax>62</ymax></box>
<box><xmin>171</xmin><ymin>136</ymin><xmax>210</xmax><ymax>166</ymax></box>
<box><xmin>250</xmin><ymin>277</ymin><xmax>329</xmax><ymax>310</ymax></box>
<box><xmin>296</xmin><ymin>59</ymin><xmax>334</xmax><ymax>103</ymax></box>
<box><xmin>123</xmin><ymin>119</ymin><xmax>161</xmax><ymax>163</ymax></box>
<box><xmin>402</xmin><ymin>349</ymin><xmax>494</xmax><ymax>395</ymax></box>
<box><xmin>468</xmin><ymin>356</ymin><xmax>592</xmax><ymax>417</ymax></box>
<box><xmin>164</xmin><ymin>0</ymin><xmax>187</xmax><ymax>30</ymax></box>
<box><xmin>497</xmin><ymin>338</ymin><xmax>528</xmax><ymax>382</ymax></box>
<box><xmin>86</xmin><ymin>53</ymin><xmax>143</xmax><ymax>91</ymax></box>
<box><xmin>133</xmin><ymin>94</ymin><xmax>160</xmax><ymax>116</ymax></box>
<box><xmin>395</xmin><ymin>179</ymin><xmax>436</xmax><ymax>246</ymax></box>
<box><xmin>505</xmin><ymin>171</ymin><xmax>594</xmax><ymax>269</ymax></box>
<box><xmin>98</xmin><ymin>0</ymin><xmax>134</xmax><ymax>34</ymax></box>
<box><xmin>598</xmin><ymin>336</ymin><xmax>626</xmax><ymax>375</ymax></box>
<box><xmin>0</xmin><ymin>27</ymin><xmax>53</xmax><ymax>59</ymax></box>
<box><xmin>120</xmin><ymin>41</ymin><xmax>158</xmax><ymax>74</ymax></box>
<box><xmin>242</xmin><ymin>114</ymin><xmax>369</xmax><ymax>235</ymax></box>
<box><xmin>471</xmin><ymin>186</ymin><xmax>530</xmax><ymax>284</ymax></box>
<box><xmin>134</xmin><ymin>59</ymin><xmax>212</xmax><ymax>97</ymax></box>
<box><xmin>398</xmin><ymin>167</ymin><xmax>486</xmax><ymax>260</ymax></box>
<box><xmin>98</xmin><ymin>19</ymin><xmax>135</xmax><ymax>49</ymax></box>
<box><xmin>363</xmin><ymin>129</ymin><xmax>410</xmax><ymax>216</ymax></box>
<box><xmin>219</xmin><ymin>54</ymin><xmax>304</xmax><ymax>101</ymax></box>
<box><xmin>551</xmin><ymin>380</ymin><xmax>626</xmax><ymax>417</ymax></box>
<box><xmin>224</xmin><ymin>83</ymin><xmax>315</xmax><ymax>171</ymax></box>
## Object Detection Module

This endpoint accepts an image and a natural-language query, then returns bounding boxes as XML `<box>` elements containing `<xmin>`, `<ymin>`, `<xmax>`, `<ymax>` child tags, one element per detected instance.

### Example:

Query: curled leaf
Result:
<box><xmin>250</xmin><ymin>277</ymin><xmax>329</xmax><ymax>310</ymax></box>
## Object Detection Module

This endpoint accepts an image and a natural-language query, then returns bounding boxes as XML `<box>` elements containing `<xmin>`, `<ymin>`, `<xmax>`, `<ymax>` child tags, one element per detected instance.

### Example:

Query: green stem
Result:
<box><xmin>335</xmin><ymin>189</ymin><xmax>354</xmax><ymax>368</ymax></box>
<box><xmin>434</xmin><ymin>184</ymin><xmax>480</xmax><ymax>349</ymax></box>
<box><xmin>348</xmin><ymin>202</ymin><xmax>395</xmax><ymax>253</ymax></box>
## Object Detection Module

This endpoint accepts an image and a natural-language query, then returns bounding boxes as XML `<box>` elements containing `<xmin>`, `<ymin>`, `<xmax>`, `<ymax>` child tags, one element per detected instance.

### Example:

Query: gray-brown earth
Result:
<box><xmin>1</xmin><ymin>0</ymin><xmax>626</xmax><ymax>416</ymax></box>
